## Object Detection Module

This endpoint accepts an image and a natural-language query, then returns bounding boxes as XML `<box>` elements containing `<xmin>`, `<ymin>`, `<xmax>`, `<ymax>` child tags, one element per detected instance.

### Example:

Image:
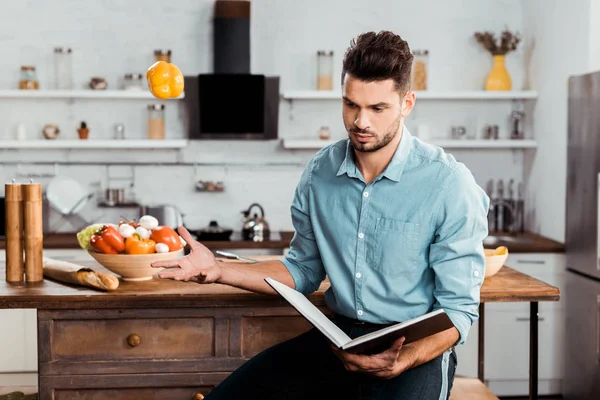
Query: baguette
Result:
<box><xmin>76</xmin><ymin>268</ymin><xmax>119</xmax><ymax>291</ymax></box>
<box><xmin>43</xmin><ymin>257</ymin><xmax>119</xmax><ymax>291</ymax></box>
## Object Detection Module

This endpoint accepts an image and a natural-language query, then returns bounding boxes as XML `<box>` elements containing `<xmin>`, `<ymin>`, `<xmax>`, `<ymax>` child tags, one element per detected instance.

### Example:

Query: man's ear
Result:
<box><xmin>401</xmin><ymin>91</ymin><xmax>416</xmax><ymax>118</ymax></box>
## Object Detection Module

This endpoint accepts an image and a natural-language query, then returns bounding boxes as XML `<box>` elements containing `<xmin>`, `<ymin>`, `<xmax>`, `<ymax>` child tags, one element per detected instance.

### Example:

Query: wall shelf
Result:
<box><xmin>0</xmin><ymin>140</ymin><xmax>188</xmax><ymax>149</ymax></box>
<box><xmin>281</xmin><ymin>90</ymin><xmax>538</xmax><ymax>101</ymax></box>
<box><xmin>0</xmin><ymin>90</ymin><xmax>185</xmax><ymax>100</ymax></box>
<box><xmin>281</xmin><ymin>138</ymin><xmax>537</xmax><ymax>150</ymax></box>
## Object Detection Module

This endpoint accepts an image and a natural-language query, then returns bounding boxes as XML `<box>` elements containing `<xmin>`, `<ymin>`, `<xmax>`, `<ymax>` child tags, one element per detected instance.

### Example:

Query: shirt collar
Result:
<box><xmin>336</xmin><ymin>125</ymin><xmax>413</xmax><ymax>183</ymax></box>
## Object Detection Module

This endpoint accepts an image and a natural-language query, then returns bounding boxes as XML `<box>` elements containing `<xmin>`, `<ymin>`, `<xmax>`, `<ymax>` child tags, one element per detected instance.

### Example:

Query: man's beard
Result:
<box><xmin>347</xmin><ymin>114</ymin><xmax>401</xmax><ymax>153</ymax></box>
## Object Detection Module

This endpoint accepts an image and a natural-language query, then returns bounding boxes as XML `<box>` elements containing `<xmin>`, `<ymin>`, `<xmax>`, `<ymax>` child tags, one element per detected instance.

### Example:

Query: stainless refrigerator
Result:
<box><xmin>565</xmin><ymin>70</ymin><xmax>600</xmax><ymax>399</ymax></box>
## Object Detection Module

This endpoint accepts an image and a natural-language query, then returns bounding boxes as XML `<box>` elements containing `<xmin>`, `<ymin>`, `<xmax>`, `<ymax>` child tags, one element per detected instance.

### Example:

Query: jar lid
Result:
<box><xmin>124</xmin><ymin>73</ymin><xmax>143</xmax><ymax>80</ymax></box>
<box><xmin>148</xmin><ymin>104</ymin><xmax>165</xmax><ymax>110</ymax></box>
<box><xmin>54</xmin><ymin>47</ymin><xmax>72</xmax><ymax>53</ymax></box>
<box><xmin>154</xmin><ymin>49</ymin><xmax>172</xmax><ymax>56</ymax></box>
<box><xmin>20</xmin><ymin>65</ymin><xmax>36</xmax><ymax>71</ymax></box>
<box><xmin>412</xmin><ymin>49</ymin><xmax>429</xmax><ymax>56</ymax></box>
<box><xmin>318</xmin><ymin>50</ymin><xmax>334</xmax><ymax>56</ymax></box>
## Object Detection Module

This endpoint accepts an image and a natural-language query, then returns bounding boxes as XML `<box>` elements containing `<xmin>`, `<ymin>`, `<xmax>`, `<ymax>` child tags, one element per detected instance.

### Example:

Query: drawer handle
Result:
<box><xmin>192</xmin><ymin>394</ymin><xmax>205</xmax><ymax>400</ymax></box>
<box><xmin>516</xmin><ymin>260</ymin><xmax>546</xmax><ymax>265</ymax></box>
<box><xmin>127</xmin><ymin>333</ymin><xmax>141</xmax><ymax>347</ymax></box>
<box><xmin>516</xmin><ymin>317</ymin><xmax>545</xmax><ymax>322</ymax></box>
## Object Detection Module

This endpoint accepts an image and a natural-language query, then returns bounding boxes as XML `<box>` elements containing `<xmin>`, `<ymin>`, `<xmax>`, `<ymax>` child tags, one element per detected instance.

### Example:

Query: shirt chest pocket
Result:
<box><xmin>367</xmin><ymin>218</ymin><xmax>420</xmax><ymax>277</ymax></box>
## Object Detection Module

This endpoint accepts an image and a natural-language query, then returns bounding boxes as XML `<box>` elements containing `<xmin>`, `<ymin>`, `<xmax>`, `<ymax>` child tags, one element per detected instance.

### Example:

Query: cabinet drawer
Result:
<box><xmin>53</xmin><ymin>387</ymin><xmax>213</xmax><ymax>400</ymax></box>
<box><xmin>51</xmin><ymin>317</ymin><xmax>215</xmax><ymax>361</ymax></box>
<box><xmin>40</xmin><ymin>372</ymin><xmax>230</xmax><ymax>400</ymax></box>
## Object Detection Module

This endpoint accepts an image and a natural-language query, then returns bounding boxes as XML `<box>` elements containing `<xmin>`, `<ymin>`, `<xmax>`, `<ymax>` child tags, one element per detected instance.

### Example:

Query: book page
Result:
<box><xmin>265</xmin><ymin>277</ymin><xmax>351</xmax><ymax>348</ymax></box>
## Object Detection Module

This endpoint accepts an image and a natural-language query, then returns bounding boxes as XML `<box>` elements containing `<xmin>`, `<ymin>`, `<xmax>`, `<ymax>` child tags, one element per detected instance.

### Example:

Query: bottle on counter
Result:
<box><xmin>54</xmin><ymin>47</ymin><xmax>73</xmax><ymax>90</ymax></box>
<box><xmin>154</xmin><ymin>49</ymin><xmax>172</xmax><ymax>63</ymax></box>
<box><xmin>411</xmin><ymin>50</ymin><xmax>429</xmax><ymax>91</ymax></box>
<box><xmin>317</xmin><ymin>51</ymin><xmax>334</xmax><ymax>91</ymax></box>
<box><xmin>19</xmin><ymin>66</ymin><xmax>39</xmax><ymax>90</ymax></box>
<box><xmin>147</xmin><ymin>104</ymin><xmax>165</xmax><ymax>140</ymax></box>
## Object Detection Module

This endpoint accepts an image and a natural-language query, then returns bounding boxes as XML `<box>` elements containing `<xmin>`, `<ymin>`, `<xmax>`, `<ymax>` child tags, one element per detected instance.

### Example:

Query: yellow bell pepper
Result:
<box><xmin>146</xmin><ymin>61</ymin><xmax>184</xmax><ymax>100</ymax></box>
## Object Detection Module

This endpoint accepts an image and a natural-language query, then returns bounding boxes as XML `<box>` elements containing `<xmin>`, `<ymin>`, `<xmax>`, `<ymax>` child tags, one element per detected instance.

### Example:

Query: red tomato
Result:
<box><xmin>150</xmin><ymin>226</ymin><xmax>182</xmax><ymax>252</ymax></box>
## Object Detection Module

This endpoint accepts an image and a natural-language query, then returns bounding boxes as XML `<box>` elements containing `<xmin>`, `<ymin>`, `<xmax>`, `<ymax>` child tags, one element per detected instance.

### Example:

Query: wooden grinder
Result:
<box><xmin>23</xmin><ymin>181</ymin><xmax>43</xmax><ymax>283</ymax></box>
<box><xmin>5</xmin><ymin>180</ymin><xmax>24</xmax><ymax>283</ymax></box>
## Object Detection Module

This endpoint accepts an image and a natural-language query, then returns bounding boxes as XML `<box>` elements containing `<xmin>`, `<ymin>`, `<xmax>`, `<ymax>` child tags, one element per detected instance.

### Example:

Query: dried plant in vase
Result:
<box><xmin>474</xmin><ymin>29</ymin><xmax>521</xmax><ymax>91</ymax></box>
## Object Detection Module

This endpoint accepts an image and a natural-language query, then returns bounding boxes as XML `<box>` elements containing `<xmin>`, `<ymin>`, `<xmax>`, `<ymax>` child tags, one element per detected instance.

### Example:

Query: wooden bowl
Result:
<box><xmin>88</xmin><ymin>249</ymin><xmax>185</xmax><ymax>281</ymax></box>
<box><xmin>484</xmin><ymin>248</ymin><xmax>509</xmax><ymax>278</ymax></box>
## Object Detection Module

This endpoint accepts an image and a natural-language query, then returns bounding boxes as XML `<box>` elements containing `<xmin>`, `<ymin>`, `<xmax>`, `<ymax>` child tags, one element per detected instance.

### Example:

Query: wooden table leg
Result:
<box><xmin>529</xmin><ymin>301</ymin><xmax>539</xmax><ymax>400</ymax></box>
<box><xmin>478</xmin><ymin>303</ymin><xmax>485</xmax><ymax>382</ymax></box>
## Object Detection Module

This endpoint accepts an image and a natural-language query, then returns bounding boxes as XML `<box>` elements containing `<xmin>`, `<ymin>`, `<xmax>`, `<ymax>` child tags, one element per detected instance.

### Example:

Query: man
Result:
<box><xmin>152</xmin><ymin>30</ymin><xmax>489</xmax><ymax>399</ymax></box>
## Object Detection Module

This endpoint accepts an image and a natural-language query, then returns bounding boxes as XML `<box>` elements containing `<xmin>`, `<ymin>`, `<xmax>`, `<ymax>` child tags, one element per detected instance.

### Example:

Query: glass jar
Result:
<box><xmin>147</xmin><ymin>104</ymin><xmax>165</xmax><ymax>140</ymax></box>
<box><xmin>154</xmin><ymin>49</ymin><xmax>172</xmax><ymax>63</ymax></box>
<box><xmin>317</xmin><ymin>50</ymin><xmax>333</xmax><ymax>91</ymax></box>
<box><xmin>54</xmin><ymin>47</ymin><xmax>73</xmax><ymax>90</ymax></box>
<box><xmin>123</xmin><ymin>73</ymin><xmax>144</xmax><ymax>91</ymax></box>
<box><xmin>19</xmin><ymin>66</ymin><xmax>39</xmax><ymax>90</ymax></box>
<box><xmin>411</xmin><ymin>50</ymin><xmax>429</xmax><ymax>91</ymax></box>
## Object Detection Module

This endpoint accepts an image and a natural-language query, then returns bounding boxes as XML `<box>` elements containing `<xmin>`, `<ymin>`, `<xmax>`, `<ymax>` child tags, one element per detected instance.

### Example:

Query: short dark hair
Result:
<box><xmin>341</xmin><ymin>31</ymin><xmax>413</xmax><ymax>94</ymax></box>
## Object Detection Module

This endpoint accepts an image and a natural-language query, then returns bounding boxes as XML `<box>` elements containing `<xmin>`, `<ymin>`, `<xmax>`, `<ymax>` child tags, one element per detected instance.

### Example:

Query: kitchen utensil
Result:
<box><xmin>140</xmin><ymin>204</ymin><xmax>184</xmax><ymax>229</ymax></box>
<box><xmin>88</xmin><ymin>248</ymin><xmax>184</xmax><ymax>281</ymax></box>
<box><xmin>46</xmin><ymin>176</ymin><xmax>89</xmax><ymax>215</ymax></box>
<box><xmin>215</xmin><ymin>250</ymin><xmax>259</xmax><ymax>263</ymax></box>
<box><xmin>196</xmin><ymin>220</ymin><xmax>233</xmax><ymax>241</ymax></box>
<box><xmin>241</xmin><ymin>203</ymin><xmax>270</xmax><ymax>242</ymax></box>
<box><xmin>43</xmin><ymin>258</ymin><xmax>119</xmax><ymax>291</ymax></box>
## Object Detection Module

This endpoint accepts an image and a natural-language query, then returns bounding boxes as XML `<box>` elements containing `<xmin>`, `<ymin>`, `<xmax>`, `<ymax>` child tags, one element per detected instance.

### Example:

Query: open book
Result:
<box><xmin>265</xmin><ymin>277</ymin><xmax>455</xmax><ymax>354</ymax></box>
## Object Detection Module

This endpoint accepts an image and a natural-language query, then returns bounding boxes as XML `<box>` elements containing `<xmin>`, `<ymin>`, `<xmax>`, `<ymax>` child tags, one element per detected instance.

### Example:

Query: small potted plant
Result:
<box><xmin>77</xmin><ymin>121</ymin><xmax>89</xmax><ymax>140</ymax></box>
<box><xmin>474</xmin><ymin>29</ymin><xmax>521</xmax><ymax>91</ymax></box>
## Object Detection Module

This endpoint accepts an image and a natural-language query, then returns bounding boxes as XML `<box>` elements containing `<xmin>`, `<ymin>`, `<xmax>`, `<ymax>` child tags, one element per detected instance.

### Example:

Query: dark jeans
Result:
<box><xmin>205</xmin><ymin>315</ymin><xmax>457</xmax><ymax>400</ymax></box>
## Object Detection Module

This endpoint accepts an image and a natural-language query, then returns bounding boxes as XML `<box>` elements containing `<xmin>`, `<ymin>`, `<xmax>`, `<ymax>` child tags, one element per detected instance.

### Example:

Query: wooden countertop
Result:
<box><xmin>0</xmin><ymin>256</ymin><xmax>559</xmax><ymax>310</ymax></box>
<box><xmin>0</xmin><ymin>231</ymin><xmax>294</xmax><ymax>250</ymax></box>
<box><xmin>485</xmin><ymin>231</ymin><xmax>565</xmax><ymax>253</ymax></box>
<box><xmin>0</xmin><ymin>231</ymin><xmax>564</xmax><ymax>253</ymax></box>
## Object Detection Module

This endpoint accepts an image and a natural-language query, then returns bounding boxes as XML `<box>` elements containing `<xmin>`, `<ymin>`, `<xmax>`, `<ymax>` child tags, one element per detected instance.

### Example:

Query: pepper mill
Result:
<box><xmin>23</xmin><ymin>180</ymin><xmax>43</xmax><ymax>283</ymax></box>
<box><xmin>5</xmin><ymin>180</ymin><xmax>24</xmax><ymax>283</ymax></box>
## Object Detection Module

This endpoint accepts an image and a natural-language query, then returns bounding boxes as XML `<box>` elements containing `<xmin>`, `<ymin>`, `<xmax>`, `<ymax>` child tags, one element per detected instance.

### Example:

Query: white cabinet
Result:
<box><xmin>0</xmin><ymin>249</ymin><xmax>90</xmax><ymax>375</ymax></box>
<box><xmin>0</xmin><ymin>309</ymin><xmax>36</xmax><ymax>373</ymax></box>
<box><xmin>454</xmin><ymin>253</ymin><xmax>565</xmax><ymax>396</ymax></box>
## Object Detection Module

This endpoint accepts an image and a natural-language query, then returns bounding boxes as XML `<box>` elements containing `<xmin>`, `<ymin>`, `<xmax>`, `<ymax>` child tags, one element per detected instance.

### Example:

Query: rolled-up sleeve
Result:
<box><xmin>429</xmin><ymin>165</ymin><xmax>490</xmax><ymax>344</ymax></box>
<box><xmin>280</xmin><ymin>158</ymin><xmax>326</xmax><ymax>295</ymax></box>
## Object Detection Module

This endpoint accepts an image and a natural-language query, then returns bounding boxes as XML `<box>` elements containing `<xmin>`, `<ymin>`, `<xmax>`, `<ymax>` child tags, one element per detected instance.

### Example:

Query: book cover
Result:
<box><xmin>265</xmin><ymin>277</ymin><xmax>455</xmax><ymax>354</ymax></box>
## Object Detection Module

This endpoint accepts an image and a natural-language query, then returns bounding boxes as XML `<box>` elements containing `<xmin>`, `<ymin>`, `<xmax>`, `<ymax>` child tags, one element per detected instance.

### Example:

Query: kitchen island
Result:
<box><xmin>0</xmin><ymin>257</ymin><xmax>559</xmax><ymax>400</ymax></box>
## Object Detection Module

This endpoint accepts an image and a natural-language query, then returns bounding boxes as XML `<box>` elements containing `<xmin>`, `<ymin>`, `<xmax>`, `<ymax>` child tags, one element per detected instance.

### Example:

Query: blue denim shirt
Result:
<box><xmin>280</xmin><ymin>127</ymin><xmax>490</xmax><ymax>344</ymax></box>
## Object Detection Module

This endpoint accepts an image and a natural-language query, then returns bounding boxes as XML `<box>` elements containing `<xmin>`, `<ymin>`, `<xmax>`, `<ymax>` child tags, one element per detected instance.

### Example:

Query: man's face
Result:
<box><xmin>342</xmin><ymin>74</ymin><xmax>412</xmax><ymax>153</ymax></box>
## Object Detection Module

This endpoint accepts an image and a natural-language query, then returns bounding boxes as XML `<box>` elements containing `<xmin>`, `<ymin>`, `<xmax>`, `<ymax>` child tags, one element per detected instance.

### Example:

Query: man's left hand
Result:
<box><xmin>330</xmin><ymin>337</ymin><xmax>416</xmax><ymax>379</ymax></box>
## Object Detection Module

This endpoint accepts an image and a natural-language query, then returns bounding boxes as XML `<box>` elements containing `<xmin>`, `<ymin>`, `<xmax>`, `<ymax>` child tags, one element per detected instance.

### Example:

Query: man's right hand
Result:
<box><xmin>151</xmin><ymin>226</ymin><xmax>222</xmax><ymax>284</ymax></box>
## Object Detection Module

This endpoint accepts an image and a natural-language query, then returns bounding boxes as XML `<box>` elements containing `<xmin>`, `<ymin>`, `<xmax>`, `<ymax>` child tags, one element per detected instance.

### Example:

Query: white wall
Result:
<box><xmin>523</xmin><ymin>0</ymin><xmax>592</xmax><ymax>242</ymax></box>
<box><xmin>0</xmin><ymin>0</ymin><xmax>527</xmax><ymax>233</ymax></box>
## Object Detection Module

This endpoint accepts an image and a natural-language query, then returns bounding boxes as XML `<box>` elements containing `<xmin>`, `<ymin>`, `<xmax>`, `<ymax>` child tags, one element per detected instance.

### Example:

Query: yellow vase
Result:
<box><xmin>485</xmin><ymin>55</ymin><xmax>512</xmax><ymax>91</ymax></box>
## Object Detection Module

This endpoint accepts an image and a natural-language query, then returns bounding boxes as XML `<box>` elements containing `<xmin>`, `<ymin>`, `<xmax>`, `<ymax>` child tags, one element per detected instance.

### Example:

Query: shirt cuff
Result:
<box><xmin>441</xmin><ymin>308</ymin><xmax>474</xmax><ymax>345</ymax></box>
<box><xmin>279</xmin><ymin>256</ymin><xmax>308</xmax><ymax>294</ymax></box>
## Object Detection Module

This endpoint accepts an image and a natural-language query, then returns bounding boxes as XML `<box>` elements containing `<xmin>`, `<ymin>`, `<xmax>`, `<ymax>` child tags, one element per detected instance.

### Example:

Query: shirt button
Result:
<box><xmin>355</xmin><ymin>272</ymin><xmax>362</xmax><ymax>279</ymax></box>
<box><xmin>474</xmin><ymin>271</ymin><xmax>480</xmax><ymax>277</ymax></box>
<box><xmin>357</xmin><ymin>310</ymin><xmax>363</xmax><ymax>316</ymax></box>
<box><xmin>358</xmin><ymin>233</ymin><xmax>364</xmax><ymax>239</ymax></box>
<box><xmin>363</xmin><ymin>191</ymin><xmax>369</xmax><ymax>198</ymax></box>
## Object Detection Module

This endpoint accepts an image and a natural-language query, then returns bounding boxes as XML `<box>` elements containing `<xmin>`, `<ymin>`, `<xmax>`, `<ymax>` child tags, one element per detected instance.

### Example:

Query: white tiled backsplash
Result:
<box><xmin>0</xmin><ymin>0</ymin><xmax>526</xmax><ymax>232</ymax></box>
